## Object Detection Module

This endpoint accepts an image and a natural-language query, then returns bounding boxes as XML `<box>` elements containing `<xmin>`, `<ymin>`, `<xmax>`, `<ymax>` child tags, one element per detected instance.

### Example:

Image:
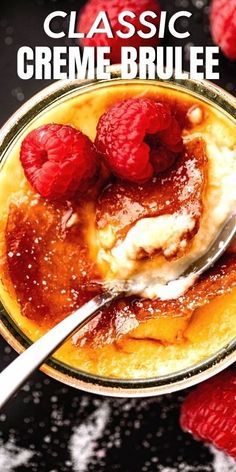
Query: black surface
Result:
<box><xmin>0</xmin><ymin>1</ymin><xmax>236</xmax><ymax>471</ymax></box>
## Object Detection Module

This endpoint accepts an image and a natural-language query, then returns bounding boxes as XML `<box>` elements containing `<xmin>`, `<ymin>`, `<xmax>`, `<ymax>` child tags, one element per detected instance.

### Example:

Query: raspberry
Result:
<box><xmin>95</xmin><ymin>98</ymin><xmax>183</xmax><ymax>182</ymax></box>
<box><xmin>210</xmin><ymin>0</ymin><xmax>236</xmax><ymax>60</ymax></box>
<box><xmin>20</xmin><ymin>124</ymin><xmax>98</xmax><ymax>200</ymax></box>
<box><xmin>180</xmin><ymin>370</ymin><xmax>236</xmax><ymax>458</ymax></box>
<box><xmin>77</xmin><ymin>0</ymin><xmax>161</xmax><ymax>64</ymax></box>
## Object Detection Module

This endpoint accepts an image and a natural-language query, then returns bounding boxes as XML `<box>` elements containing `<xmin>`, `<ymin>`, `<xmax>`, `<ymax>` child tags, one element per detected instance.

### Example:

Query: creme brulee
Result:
<box><xmin>0</xmin><ymin>80</ymin><xmax>236</xmax><ymax>380</ymax></box>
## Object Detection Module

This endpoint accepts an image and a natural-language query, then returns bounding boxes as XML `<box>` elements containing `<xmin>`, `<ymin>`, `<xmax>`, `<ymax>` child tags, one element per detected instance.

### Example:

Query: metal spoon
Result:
<box><xmin>0</xmin><ymin>213</ymin><xmax>236</xmax><ymax>409</ymax></box>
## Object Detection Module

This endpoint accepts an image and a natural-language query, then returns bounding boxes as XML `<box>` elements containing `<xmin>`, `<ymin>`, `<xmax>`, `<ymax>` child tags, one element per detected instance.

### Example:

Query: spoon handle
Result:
<box><xmin>0</xmin><ymin>291</ymin><xmax>116</xmax><ymax>410</ymax></box>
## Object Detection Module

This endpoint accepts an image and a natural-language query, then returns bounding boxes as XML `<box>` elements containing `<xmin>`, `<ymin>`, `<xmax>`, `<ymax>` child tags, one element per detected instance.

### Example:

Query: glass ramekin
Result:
<box><xmin>0</xmin><ymin>66</ymin><xmax>236</xmax><ymax>397</ymax></box>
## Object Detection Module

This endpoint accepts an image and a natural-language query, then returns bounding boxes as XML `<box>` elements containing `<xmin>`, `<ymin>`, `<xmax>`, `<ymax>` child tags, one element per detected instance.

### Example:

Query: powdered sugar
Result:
<box><xmin>0</xmin><ymin>439</ymin><xmax>34</xmax><ymax>471</ymax></box>
<box><xmin>155</xmin><ymin>446</ymin><xmax>236</xmax><ymax>471</ymax></box>
<box><xmin>69</xmin><ymin>402</ymin><xmax>110</xmax><ymax>472</ymax></box>
<box><xmin>0</xmin><ymin>399</ymin><xmax>235</xmax><ymax>472</ymax></box>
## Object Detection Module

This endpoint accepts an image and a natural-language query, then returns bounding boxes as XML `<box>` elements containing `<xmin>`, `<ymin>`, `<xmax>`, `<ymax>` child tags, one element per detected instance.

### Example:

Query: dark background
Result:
<box><xmin>0</xmin><ymin>0</ymin><xmax>236</xmax><ymax>471</ymax></box>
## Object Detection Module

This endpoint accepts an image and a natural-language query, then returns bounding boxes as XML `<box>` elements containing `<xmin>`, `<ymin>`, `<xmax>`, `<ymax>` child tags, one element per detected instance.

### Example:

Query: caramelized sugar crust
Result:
<box><xmin>5</xmin><ymin>197</ymin><xmax>102</xmax><ymax>326</ymax></box>
<box><xmin>96</xmin><ymin>138</ymin><xmax>207</xmax><ymax>253</ymax></box>
<box><xmin>4</xmin><ymin>134</ymin><xmax>236</xmax><ymax>349</ymax></box>
<box><xmin>4</xmin><ymin>193</ymin><xmax>236</xmax><ymax>348</ymax></box>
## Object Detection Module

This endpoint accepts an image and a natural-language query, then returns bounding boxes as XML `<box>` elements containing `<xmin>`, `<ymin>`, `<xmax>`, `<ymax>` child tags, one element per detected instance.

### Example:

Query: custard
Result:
<box><xmin>0</xmin><ymin>80</ymin><xmax>236</xmax><ymax>379</ymax></box>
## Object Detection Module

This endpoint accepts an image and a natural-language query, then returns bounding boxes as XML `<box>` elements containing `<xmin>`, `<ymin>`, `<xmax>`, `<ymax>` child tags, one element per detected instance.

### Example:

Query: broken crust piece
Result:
<box><xmin>4</xmin><ymin>198</ymin><xmax>103</xmax><ymax>326</ymax></box>
<box><xmin>96</xmin><ymin>137</ymin><xmax>207</xmax><ymax>260</ymax></box>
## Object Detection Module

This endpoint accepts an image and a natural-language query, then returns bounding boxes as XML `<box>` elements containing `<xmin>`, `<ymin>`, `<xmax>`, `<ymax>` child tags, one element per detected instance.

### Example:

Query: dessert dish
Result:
<box><xmin>0</xmin><ymin>79</ymin><xmax>236</xmax><ymax>381</ymax></box>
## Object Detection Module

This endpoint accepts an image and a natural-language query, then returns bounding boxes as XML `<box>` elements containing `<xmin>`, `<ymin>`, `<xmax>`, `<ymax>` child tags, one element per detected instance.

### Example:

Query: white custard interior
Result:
<box><xmin>97</xmin><ymin>140</ymin><xmax>236</xmax><ymax>299</ymax></box>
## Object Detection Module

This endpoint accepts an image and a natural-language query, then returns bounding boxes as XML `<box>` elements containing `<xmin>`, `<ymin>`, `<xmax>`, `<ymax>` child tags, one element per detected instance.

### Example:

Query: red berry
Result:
<box><xmin>95</xmin><ymin>98</ymin><xmax>183</xmax><ymax>182</ymax></box>
<box><xmin>210</xmin><ymin>0</ymin><xmax>236</xmax><ymax>60</ymax></box>
<box><xmin>180</xmin><ymin>370</ymin><xmax>236</xmax><ymax>458</ymax></box>
<box><xmin>77</xmin><ymin>0</ymin><xmax>161</xmax><ymax>64</ymax></box>
<box><xmin>20</xmin><ymin>124</ymin><xmax>99</xmax><ymax>200</ymax></box>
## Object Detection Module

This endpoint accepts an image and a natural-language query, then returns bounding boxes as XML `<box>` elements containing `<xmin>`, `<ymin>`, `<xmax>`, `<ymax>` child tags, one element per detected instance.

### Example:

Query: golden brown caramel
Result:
<box><xmin>5</xmin><ymin>197</ymin><xmax>102</xmax><ymax>326</ymax></box>
<box><xmin>6</xmin><ymin>186</ymin><xmax>235</xmax><ymax>347</ymax></box>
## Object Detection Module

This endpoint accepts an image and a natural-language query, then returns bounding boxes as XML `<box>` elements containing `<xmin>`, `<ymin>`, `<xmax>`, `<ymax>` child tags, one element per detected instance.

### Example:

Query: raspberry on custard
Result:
<box><xmin>210</xmin><ymin>0</ymin><xmax>236</xmax><ymax>60</ymax></box>
<box><xmin>77</xmin><ymin>0</ymin><xmax>161</xmax><ymax>64</ymax></box>
<box><xmin>20</xmin><ymin>124</ymin><xmax>99</xmax><ymax>200</ymax></box>
<box><xmin>95</xmin><ymin>98</ymin><xmax>183</xmax><ymax>183</ymax></box>
<box><xmin>180</xmin><ymin>370</ymin><xmax>236</xmax><ymax>459</ymax></box>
